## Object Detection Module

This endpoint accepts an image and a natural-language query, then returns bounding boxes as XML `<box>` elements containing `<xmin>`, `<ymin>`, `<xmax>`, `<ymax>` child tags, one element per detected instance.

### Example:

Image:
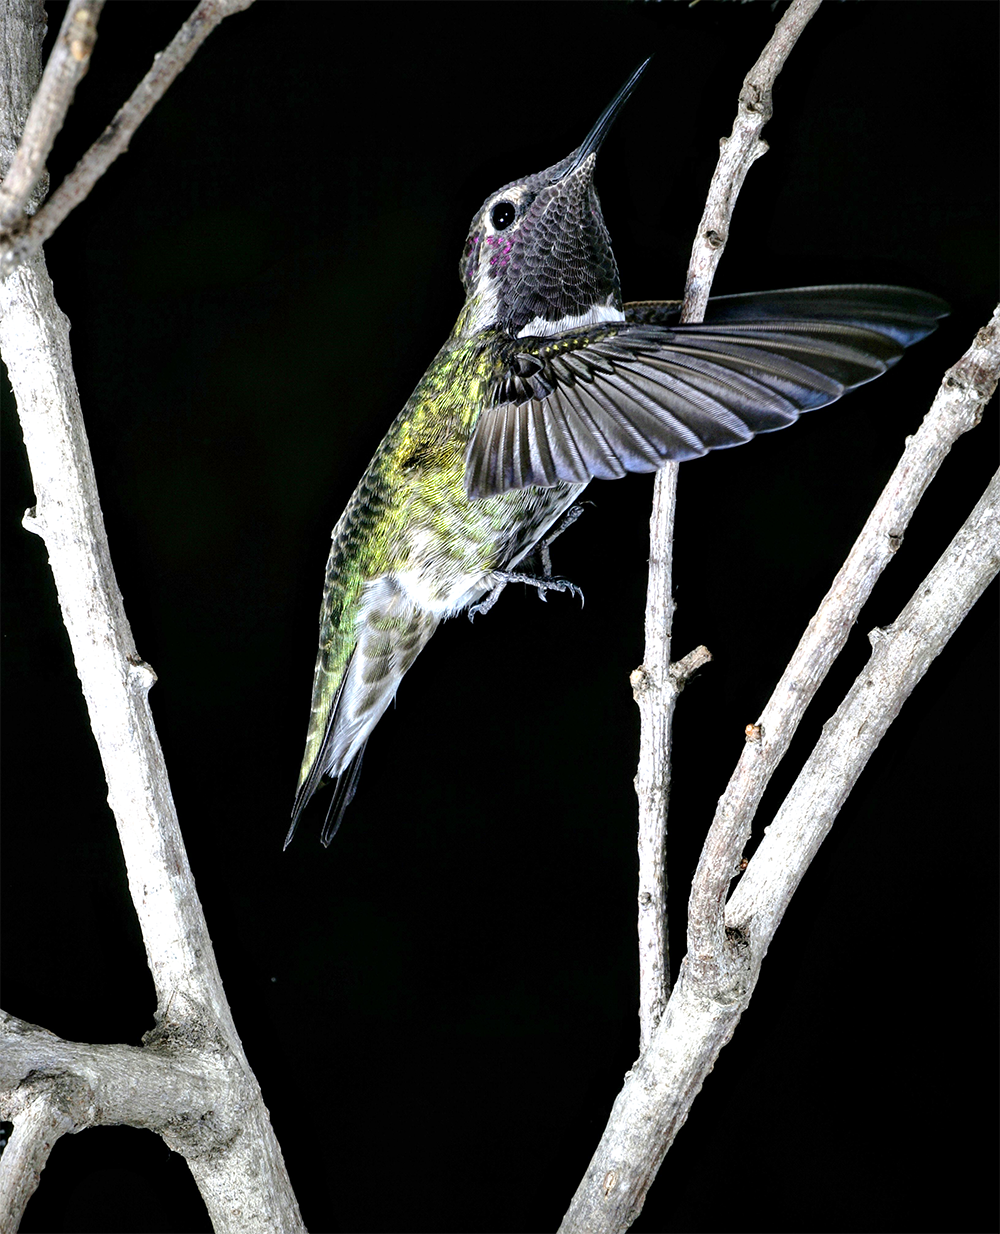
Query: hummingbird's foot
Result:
<box><xmin>539</xmin><ymin>503</ymin><xmax>587</xmax><ymax>578</ymax></box>
<box><xmin>468</xmin><ymin>571</ymin><xmax>584</xmax><ymax>620</ymax></box>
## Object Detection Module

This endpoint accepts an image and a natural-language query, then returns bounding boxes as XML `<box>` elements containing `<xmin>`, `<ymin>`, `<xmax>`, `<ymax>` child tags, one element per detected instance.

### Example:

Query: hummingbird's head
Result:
<box><xmin>458</xmin><ymin>60</ymin><xmax>650</xmax><ymax>339</ymax></box>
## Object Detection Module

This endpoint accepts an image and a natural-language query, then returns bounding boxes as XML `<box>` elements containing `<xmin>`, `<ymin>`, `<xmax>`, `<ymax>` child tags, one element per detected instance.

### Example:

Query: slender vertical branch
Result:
<box><xmin>632</xmin><ymin>0</ymin><xmax>823</xmax><ymax>1057</ymax></box>
<box><xmin>681</xmin><ymin>0</ymin><xmax>824</xmax><ymax>323</ymax></box>
<box><xmin>632</xmin><ymin>462</ymin><xmax>679</xmax><ymax>1051</ymax></box>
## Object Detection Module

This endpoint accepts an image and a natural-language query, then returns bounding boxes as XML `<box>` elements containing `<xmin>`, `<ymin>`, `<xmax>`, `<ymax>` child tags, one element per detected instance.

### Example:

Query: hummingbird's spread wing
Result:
<box><xmin>463</xmin><ymin>286</ymin><xmax>948</xmax><ymax>500</ymax></box>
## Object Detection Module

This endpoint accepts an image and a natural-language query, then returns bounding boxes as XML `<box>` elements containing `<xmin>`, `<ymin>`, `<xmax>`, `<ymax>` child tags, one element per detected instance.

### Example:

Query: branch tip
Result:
<box><xmin>669</xmin><ymin>645</ymin><xmax>713</xmax><ymax>687</ymax></box>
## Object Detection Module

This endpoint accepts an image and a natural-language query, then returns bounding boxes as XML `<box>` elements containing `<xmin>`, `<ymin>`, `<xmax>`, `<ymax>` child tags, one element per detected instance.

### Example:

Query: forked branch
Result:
<box><xmin>0</xmin><ymin>0</ymin><xmax>256</xmax><ymax>277</ymax></box>
<box><xmin>0</xmin><ymin>3</ymin><xmax>302</xmax><ymax>1231</ymax></box>
<box><xmin>633</xmin><ymin>0</ymin><xmax>823</xmax><ymax>1056</ymax></box>
<box><xmin>568</xmin><ymin>0</ymin><xmax>998</xmax><ymax>1218</ymax></box>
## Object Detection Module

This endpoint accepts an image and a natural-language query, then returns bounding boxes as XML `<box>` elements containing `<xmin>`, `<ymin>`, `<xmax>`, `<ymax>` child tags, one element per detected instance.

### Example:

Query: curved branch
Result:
<box><xmin>725</xmin><ymin>479</ymin><xmax>1000</xmax><ymax>948</ymax></box>
<box><xmin>680</xmin><ymin>0</ymin><xmax>823</xmax><ymax>323</ymax></box>
<box><xmin>561</xmin><ymin>311</ymin><xmax>998</xmax><ymax>1234</ymax></box>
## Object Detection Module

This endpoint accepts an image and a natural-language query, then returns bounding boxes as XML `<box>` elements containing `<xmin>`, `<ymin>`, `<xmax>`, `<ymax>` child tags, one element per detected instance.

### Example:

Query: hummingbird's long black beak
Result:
<box><xmin>562</xmin><ymin>58</ymin><xmax>651</xmax><ymax>178</ymax></box>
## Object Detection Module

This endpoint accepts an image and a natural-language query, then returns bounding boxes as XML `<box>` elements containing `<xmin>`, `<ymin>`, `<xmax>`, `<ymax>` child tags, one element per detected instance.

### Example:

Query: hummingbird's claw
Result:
<box><xmin>469</xmin><ymin>570</ymin><xmax>584</xmax><ymax>621</ymax></box>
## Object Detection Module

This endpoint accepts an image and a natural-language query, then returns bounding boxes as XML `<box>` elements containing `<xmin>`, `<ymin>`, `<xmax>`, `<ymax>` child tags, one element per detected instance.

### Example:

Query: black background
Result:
<box><xmin>3</xmin><ymin>3</ymin><xmax>997</xmax><ymax>1232</ymax></box>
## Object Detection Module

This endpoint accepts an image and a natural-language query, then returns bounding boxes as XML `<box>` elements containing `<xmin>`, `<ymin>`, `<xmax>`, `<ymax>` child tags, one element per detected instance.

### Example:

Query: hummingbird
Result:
<box><xmin>286</xmin><ymin>60</ymin><xmax>946</xmax><ymax>848</ymax></box>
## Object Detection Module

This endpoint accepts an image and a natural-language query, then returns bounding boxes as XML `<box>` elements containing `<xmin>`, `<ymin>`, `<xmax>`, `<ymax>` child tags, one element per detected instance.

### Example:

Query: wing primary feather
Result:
<box><xmin>544</xmin><ymin>389</ymin><xmax>592</xmax><ymax>482</ymax></box>
<box><xmin>554</xmin><ymin>383</ymin><xmax>628</xmax><ymax>478</ymax></box>
<box><xmin>643</xmin><ymin>343</ymin><xmax>845</xmax><ymax>408</ymax></box>
<box><xmin>571</xmin><ymin>372</ymin><xmax>673</xmax><ymax>469</ymax></box>
<box><xmin>696</xmin><ymin>284</ymin><xmax>949</xmax><ymax>347</ymax></box>
<box><xmin>633</xmin><ymin>350</ymin><xmax>806</xmax><ymax>429</ymax></box>
<box><xmin>527</xmin><ymin>399</ymin><xmax>559</xmax><ymax>486</ymax></box>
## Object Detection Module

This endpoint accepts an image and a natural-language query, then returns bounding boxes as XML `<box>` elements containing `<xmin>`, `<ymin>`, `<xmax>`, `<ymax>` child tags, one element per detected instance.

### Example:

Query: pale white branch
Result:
<box><xmin>0</xmin><ymin>4</ymin><xmax>303</xmax><ymax>1230</ymax></box>
<box><xmin>1</xmin><ymin>1011</ymin><xmax>226</xmax><ymax>1135</ymax></box>
<box><xmin>632</xmin><ymin>0</ymin><xmax>823</xmax><ymax>1059</ymax></box>
<box><xmin>727</xmin><ymin>467</ymin><xmax>1000</xmax><ymax>946</ymax></box>
<box><xmin>680</xmin><ymin>0</ymin><xmax>823</xmax><ymax>323</ymax></box>
<box><xmin>633</xmin><ymin>460</ymin><xmax>680</xmax><ymax>1052</ymax></box>
<box><xmin>0</xmin><ymin>0</ymin><xmax>103</xmax><ymax>229</ymax></box>
<box><xmin>565</xmin><ymin>0</ymin><xmax>996</xmax><ymax>1219</ymax></box>
<box><xmin>687</xmin><ymin>304</ymin><xmax>1000</xmax><ymax>993</ymax></box>
<box><xmin>560</xmin><ymin>312</ymin><xmax>998</xmax><ymax>1233</ymax></box>
<box><xmin>0</xmin><ymin>1088</ymin><xmax>74</xmax><ymax>1234</ymax></box>
<box><xmin>0</xmin><ymin>0</ymin><xmax>256</xmax><ymax>278</ymax></box>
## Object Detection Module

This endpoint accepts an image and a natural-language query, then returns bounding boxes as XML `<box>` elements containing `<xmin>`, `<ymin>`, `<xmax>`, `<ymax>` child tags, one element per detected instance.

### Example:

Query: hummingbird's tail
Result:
<box><xmin>286</xmin><ymin>576</ymin><xmax>439</xmax><ymax>847</ymax></box>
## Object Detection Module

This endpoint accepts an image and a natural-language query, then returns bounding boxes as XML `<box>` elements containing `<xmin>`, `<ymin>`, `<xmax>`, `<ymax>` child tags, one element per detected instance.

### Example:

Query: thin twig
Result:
<box><xmin>0</xmin><ymin>0</ymin><xmax>102</xmax><ymax>229</ymax></box>
<box><xmin>632</xmin><ymin>461</ymin><xmax>680</xmax><ymax>1051</ymax></box>
<box><xmin>681</xmin><ymin>0</ymin><xmax>823</xmax><ymax>323</ymax></box>
<box><xmin>632</xmin><ymin>0</ymin><xmax>823</xmax><ymax>1058</ymax></box>
<box><xmin>0</xmin><ymin>0</ymin><xmax>256</xmax><ymax>278</ymax></box>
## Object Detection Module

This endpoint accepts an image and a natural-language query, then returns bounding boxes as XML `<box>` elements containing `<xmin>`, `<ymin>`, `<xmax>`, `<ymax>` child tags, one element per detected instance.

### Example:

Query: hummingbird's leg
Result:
<box><xmin>468</xmin><ymin>571</ymin><xmax>584</xmax><ymax>620</ymax></box>
<box><xmin>468</xmin><ymin>505</ymin><xmax>589</xmax><ymax>620</ymax></box>
<box><xmin>538</xmin><ymin>503</ymin><xmax>586</xmax><ymax>577</ymax></box>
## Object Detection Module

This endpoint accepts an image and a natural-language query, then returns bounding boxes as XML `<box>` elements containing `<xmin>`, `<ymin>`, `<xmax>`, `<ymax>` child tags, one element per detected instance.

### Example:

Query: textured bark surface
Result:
<box><xmin>0</xmin><ymin>4</ymin><xmax>303</xmax><ymax>1231</ymax></box>
<box><xmin>562</xmin><ymin>0</ymin><xmax>998</xmax><ymax>1221</ymax></box>
<box><xmin>631</xmin><ymin>0</ymin><xmax>824</xmax><ymax>1060</ymax></box>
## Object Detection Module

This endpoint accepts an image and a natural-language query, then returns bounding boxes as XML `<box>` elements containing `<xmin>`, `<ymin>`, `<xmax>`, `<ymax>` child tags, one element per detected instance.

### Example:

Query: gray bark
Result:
<box><xmin>0</xmin><ymin>3</ymin><xmax>303</xmax><ymax>1230</ymax></box>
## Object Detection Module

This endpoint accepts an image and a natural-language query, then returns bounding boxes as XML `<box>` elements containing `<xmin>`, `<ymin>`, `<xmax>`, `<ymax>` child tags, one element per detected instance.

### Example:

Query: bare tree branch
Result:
<box><xmin>688</xmin><ymin>304</ymin><xmax>1000</xmax><ymax>993</ymax></box>
<box><xmin>1</xmin><ymin>1011</ymin><xmax>227</xmax><ymax>1136</ymax></box>
<box><xmin>0</xmin><ymin>5</ymin><xmax>302</xmax><ymax>1230</ymax></box>
<box><xmin>560</xmin><ymin>312</ymin><xmax>997</xmax><ymax>1234</ymax></box>
<box><xmin>563</xmin><ymin>0</ymin><xmax>997</xmax><ymax>1220</ymax></box>
<box><xmin>0</xmin><ymin>196</ymin><xmax>305</xmax><ymax>1234</ymax></box>
<box><xmin>632</xmin><ymin>0</ymin><xmax>823</xmax><ymax>1059</ymax></box>
<box><xmin>632</xmin><ymin>465</ymin><xmax>681</xmax><ymax>1050</ymax></box>
<box><xmin>680</xmin><ymin>0</ymin><xmax>823</xmax><ymax>323</ymax></box>
<box><xmin>0</xmin><ymin>1086</ymin><xmax>74</xmax><ymax>1234</ymax></box>
<box><xmin>0</xmin><ymin>0</ymin><xmax>255</xmax><ymax>278</ymax></box>
<box><xmin>0</xmin><ymin>0</ymin><xmax>103</xmax><ymax>230</ymax></box>
<box><xmin>726</xmin><ymin>465</ymin><xmax>1000</xmax><ymax>947</ymax></box>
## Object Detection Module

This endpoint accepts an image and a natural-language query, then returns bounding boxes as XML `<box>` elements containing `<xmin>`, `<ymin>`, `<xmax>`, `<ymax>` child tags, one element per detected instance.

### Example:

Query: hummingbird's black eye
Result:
<box><xmin>490</xmin><ymin>200</ymin><xmax>516</xmax><ymax>230</ymax></box>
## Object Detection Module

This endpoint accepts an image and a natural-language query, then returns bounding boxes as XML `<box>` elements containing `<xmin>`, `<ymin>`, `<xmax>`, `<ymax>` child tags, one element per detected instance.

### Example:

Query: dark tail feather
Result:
<box><xmin>320</xmin><ymin>743</ymin><xmax>367</xmax><ymax>847</ymax></box>
<box><xmin>283</xmin><ymin>742</ymin><xmax>367</xmax><ymax>850</ymax></box>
